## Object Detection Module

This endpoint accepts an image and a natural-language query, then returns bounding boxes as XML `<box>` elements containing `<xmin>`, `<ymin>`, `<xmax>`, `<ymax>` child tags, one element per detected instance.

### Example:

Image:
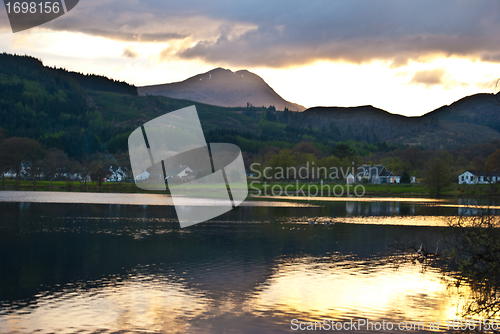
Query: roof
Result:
<box><xmin>463</xmin><ymin>171</ymin><xmax>500</xmax><ymax>177</ymax></box>
<box><xmin>361</xmin><ymin>165</ymin><xmax>393</xmax><ymax>177</ymax></box>
<box><xmin>478</xmin><ymin>171</ymin><xmax>500</xmax><ymax>177</ymax></box>
<box><xmin>380</xmin><ymin>170</ymin><xmax>394</xmax><ymax>177</ymax></box>
<box><xmin>169</xmin><ymin>166</ymin><xmax>192</xmax><ymax>176</ymax></box>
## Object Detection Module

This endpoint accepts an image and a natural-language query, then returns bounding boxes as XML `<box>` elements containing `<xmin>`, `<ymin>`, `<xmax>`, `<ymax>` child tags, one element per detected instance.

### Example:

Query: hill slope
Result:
<box><xmin>421</xmin><ymin>93</ymin><xmax>500</xmax><ymax>132</ymax></box>
<box><xmin>138</xmin><ymin>68</ymin><xmax>306</xmax><ymax>111</ymax></box>
<box><xmin>1</xmin><ymin>53</ymin><xmax>500</xmax><ymax>159</ymax></box>
<box><xmin>278</xmin><ymin>100</ymin><xmax>500</xmax><ymax>148</ymax></box>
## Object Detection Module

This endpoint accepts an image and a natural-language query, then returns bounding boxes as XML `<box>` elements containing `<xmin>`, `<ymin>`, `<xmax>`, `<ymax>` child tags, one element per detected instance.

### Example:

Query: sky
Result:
<box><xmin>1</xmin><ymin>0</ymin><xmax>500</xmax><ymax>116</ymax></box>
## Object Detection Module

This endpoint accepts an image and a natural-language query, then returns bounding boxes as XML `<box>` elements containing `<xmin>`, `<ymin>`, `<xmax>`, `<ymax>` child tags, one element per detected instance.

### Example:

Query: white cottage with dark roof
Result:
<box><xmin>459</xmin><ymin>171</ymin><xmax>500</xmax><ymax>184</ymax></box>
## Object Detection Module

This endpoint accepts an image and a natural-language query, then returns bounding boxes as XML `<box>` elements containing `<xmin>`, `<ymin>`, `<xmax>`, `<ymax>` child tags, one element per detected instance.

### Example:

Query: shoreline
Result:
<box><xmin>1</xmin><ymin>180</ymin><xmax>498</xmax><ymax>199</ymax></box>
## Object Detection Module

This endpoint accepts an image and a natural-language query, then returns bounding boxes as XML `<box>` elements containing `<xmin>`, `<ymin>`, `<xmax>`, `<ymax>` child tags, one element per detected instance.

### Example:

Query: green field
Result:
<box><xmin>249</xmin><ymin>182</ymin><xmax>429</xmax><ymax>196</ymax></box>
<box><xmin>0</xmin><ymin>180</ymin><xmax>151</xmax><ymax>193</ymax></box>
<box><xmin>2</xmin><ymin>179</ymin><xmax>498</xmax><ymax>198</ymax></box>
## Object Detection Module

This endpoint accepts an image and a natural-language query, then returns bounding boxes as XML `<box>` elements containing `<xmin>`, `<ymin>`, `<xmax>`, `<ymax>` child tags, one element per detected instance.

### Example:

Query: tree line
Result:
<box><xmin>243</xmin><ymin>138</ymin><xmax>500</xmax><ymax>194</ymax></box>
<box><xmin>0</xmin><ymin>135</ymin><xmax>131</xmax><ymax>190</ymax></box>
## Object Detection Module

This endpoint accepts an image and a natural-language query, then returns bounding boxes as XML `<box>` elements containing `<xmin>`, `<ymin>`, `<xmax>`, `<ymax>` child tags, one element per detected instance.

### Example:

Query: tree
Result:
<box><xmin>0</xmin><ymin>137</ymin><xmax>44</xmax><ymax>189</ymax></box>
<box><xmin>269</xmin><ymin>149</ymin><xmax>296</xmax><ymax>174</ymax></box>
<box><xmin>291</xmin><ymin>142</ymin><xmax>323</xmax><ymax>158</ymax></box>
<box><xmin>90</xmin><ymin>162</ymin><xmax>108</xmax><ymax>190</ymax></box>
<box><xmin>387</xmin><ymin>156</ymin><xmax>404</xmax><ymax>175</ymax></box>
<box><xmin>440</xmin><ymin>202</ymin><xmax>500</xmax><ymax>318</ymax></box>
<box><xmin>26</xmin><ymin>148</ymin><xmax>45</xmax><ymax>190</ymax></box>
<box><xmin>472</xmin><ymin>156</ymin><xmax>487</xmax><ymax>175</ymax></box>
<box><xmin>424</xmin><ymin>158</ymin><xmax>451</xmax><ymax>196</ymax></box>
<box><xmin>43</xmin><ymin>148</ymin><xmax>71</xmax><ymax>190</ymax></box>
<box><xmin>400</xmin><ymin>170</ymin><xmax>411</xmax><ymax>184</ymax></box>
<box><xmin>77</xmin><ymin>157</ymin><xmax>91</xmax><ymax>187</ymax></box>
<box><xmin>333</xmin><ymin>143</ymin><xmax>355</xmax><ymax>159</ymax></box>
<box><xmin>0</xmin><ymin>127</ymin><xmax>6</xmax><ymax>141</ymax></box>
<box><xmin>485</xmin><ymin>148</ymin><xmax>500</xmax><ymax>172</ymax></box>
<box><xmin>401</xmin><ymin>146</ymin><xmax>424</xmax><ymax>170</ymax></box>
<box><xmin>0</xmin><ymin>156</ymin><xmax>6</xmax><ymax>190</ymax></box>
<box><xmin>395</xmin><ymin>200</ymin><xmax>500</xmax><ymax>319</ymax></box>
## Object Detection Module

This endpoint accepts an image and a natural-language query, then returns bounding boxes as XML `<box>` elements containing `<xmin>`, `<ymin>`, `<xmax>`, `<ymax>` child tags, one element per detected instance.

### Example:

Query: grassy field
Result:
<box><xmin>0</xmin><ymin>180</ymin><xmax>157</xmax><ymax>193</ymax></box>
<box><xmin>249</xmin><ymin>182</ymin><xmax>428</xmax><ymax>196</ymax></box>
<box><xmin>0</xmin><ymin>179</ymin><xmax>245</xmax><ymax>195</ymax></box>
<box><xmin>248</xmin><ymin>181</ymin><xmax>500</xmax><ymax>197</ymax></box>
<box><xmin>2</xmin><ymin>179</ymin><xmax>499</xmax><ymax>198</ymax></box>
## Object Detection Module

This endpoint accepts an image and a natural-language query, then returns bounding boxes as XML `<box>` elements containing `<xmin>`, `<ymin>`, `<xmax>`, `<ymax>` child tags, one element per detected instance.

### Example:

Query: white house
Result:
<box><xmin>459</xmin><ymin>171</ymin><xmax>500</xmax><ymax>184</ymax></box>
<box><xmin>135</xmin><ymin>170</ymin><xmax>150</xmax><ymax>181</ymax></box>
<box><xmin>106</xmin><ymin>166</ymin><xmax>128</xmax><ymax>182</ymax></box>
<box><xmin>346</xmin><ymin>173</ymin><xmax>356</xmax><ymax>184</ymax></box>
<box><xmin>389</xmin><ymin>176</ymin><xmax>401</xmax><ymax>184</ymax></box>
<box><xmin>169</xmin><ymin>166</ymin><xmax>194</xmax><ymax>181</ymax></box>
<box><xmin>357</xmin><ymin>165</ymin><xmax>394</xmax><ymax>184</ymax></box>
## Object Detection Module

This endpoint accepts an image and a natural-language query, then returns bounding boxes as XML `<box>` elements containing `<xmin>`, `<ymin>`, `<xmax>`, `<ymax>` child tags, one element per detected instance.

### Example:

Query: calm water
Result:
<box><xmin>0</xmin><ymin>192</ymin><xmax>494</xmax><ymax>333</ymax></box>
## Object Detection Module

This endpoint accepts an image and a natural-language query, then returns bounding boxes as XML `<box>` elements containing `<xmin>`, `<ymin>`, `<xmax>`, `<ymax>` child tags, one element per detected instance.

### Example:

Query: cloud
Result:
<box><xmin>476</xmin><ymin>79</ymin><xmax>500</xmax><ymax>92</ymax></box>
<box><xmin>123</xmin><ymin>48</ymin><xmax>138</xmax><ymax>58</ymax></box>
<box><xmin>410</xmin><ymin>68</ymin><xmax>446</xmax><ymax>87</ymax></box>
<box><xmin>408</xmin><ymin>68</ymin><xmax>474</xmax><ymax>89</ymax></box>
<box><xmin>172</xmin><ymin>0</ymin><xmax>500</xmax><ymax>67</ymax></box>
<box><xmin>481</xmin><ymin>54</ymin><xmax>500</xmax><ymax>63</ymax></box>
<box><xmin>8</xmin><ymin>0</ymin><xmax>500</xmax><ymax>68</ymax></box>
<box><xmin>82</xmin><ymin>30</ymin><xmax>187</xmax><ymax>42</ymax></box>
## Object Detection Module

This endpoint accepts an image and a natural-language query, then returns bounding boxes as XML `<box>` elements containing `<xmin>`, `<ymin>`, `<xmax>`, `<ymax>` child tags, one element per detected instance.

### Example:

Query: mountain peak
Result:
<box><xmin>138</xmin><ymin>69</ymin><xmax>305</xmax><ymax>111</ymax></box>
<box><xmin>208</xmin><ymin>67</ymin><xmax>232</xmax><ymax>74</ymax></box>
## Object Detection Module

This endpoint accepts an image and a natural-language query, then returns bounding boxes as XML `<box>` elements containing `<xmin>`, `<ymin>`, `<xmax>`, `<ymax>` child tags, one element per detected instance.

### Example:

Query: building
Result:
<box><xmin>169</xmin><ymin>166</ymin><xmax>194</xmax><ymax>181</ymax></box>
<box><xmin>459</xmin><ymin>171</ymin><xmax>500</xmax><ymax>184</ymax></box>
<box><xmin>357</xmin><ymin>165</ymin><xmax>394</xmax><ymax>184</ymax></box>
<box><xmin>388</xmin><ymin>176</ymin><xmax>401</xmax><ymax>184</ymax></box>
<box><xmin>135</xmin><ymin>170</ymin><xmax>150</xmax><ymax>181</ymax></box>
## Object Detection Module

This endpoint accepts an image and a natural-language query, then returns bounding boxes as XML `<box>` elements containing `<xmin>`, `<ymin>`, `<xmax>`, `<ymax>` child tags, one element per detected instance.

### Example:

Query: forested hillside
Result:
<box><xmin>2</xmin><ymin>53</ymin><xmax>500</xmax><ymax>187</ymax></box>
<box><xmin>0</xmin><ymin>53</ymin><xmax>389</xmax><ymax>160</ymax></box>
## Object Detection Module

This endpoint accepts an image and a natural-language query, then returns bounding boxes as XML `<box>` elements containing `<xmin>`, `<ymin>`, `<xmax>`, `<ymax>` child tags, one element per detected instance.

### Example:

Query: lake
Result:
<box><xmin>0</xmin><ymin>192</ymin><xmax>496</xmax><ymax>333</ymax></box>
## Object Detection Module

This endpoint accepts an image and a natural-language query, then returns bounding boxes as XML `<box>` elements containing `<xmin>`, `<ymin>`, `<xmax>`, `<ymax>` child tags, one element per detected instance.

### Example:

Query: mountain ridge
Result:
<box><xmin>1</xmin><ymin>53</ymin><xmax>500</xmax><ymax>155</ymax></box>
<box><xmin>276</xmin><ymin>92</ymin><xmax>500</xmax><ymax>148</ymax></box>
<box><xmin>138</xmin><ymin>67</ymin><xmax>306</xmax><ymax>111</ymax></box>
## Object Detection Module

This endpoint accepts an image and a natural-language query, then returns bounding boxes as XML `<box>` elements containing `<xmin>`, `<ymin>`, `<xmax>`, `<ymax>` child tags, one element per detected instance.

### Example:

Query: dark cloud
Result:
<box><xmin>123</xmin><ymin>48</ymin><xmax>138</xmax><ymax>58</ymax></box>
<box><xmin>10</xmin><ymin>0</ymin><xmax>500</xmax><ymax>67</ymax></box>
<box><xmin>82</xmin><ymin>29</ymin><xmax>187</xmax><ymax>43</ymax></box>
<box><xmin>481</xmin><ymin>54</ymin><xmax>500</xmax><ymax>63</ymax></box>
<box><xmin>174</xmin><ymin>0</ymin><xmax>500</xmax><ymax>67</ymax></box>
<box><xmin>36</xmin><ymin>0</ymin><xmax>192</xmax><ymax>42</ymax></box>
<box><xmin>409</xmin><ymin>69</ymin><xmax>446</xmax><ymax>87</ymax></box>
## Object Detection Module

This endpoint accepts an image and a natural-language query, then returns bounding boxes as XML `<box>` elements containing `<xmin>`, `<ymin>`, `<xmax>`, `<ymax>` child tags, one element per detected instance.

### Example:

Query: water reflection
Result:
<box><xmin>346</xmin><ymin>201</ymin><xmax>406</xmax><ymax>216</ymax></box>
<box><xmin>250</xmin><ymin>257</ymin><xmax>459</xmax><ymax>323</ymax></box>
<box><xmin>0</xmin><ymin>257</ymin><xmax>464</xmax><ymax>334</ymax></box>
<box><xmin>0</xmin><ymin>191</ymin><xmax>316</xmax><ymax>208</ymax></box>
<box><xmin>0</xmin><ymin>200</ymin><xmax>489</xmax><ymax>333</ymax></box>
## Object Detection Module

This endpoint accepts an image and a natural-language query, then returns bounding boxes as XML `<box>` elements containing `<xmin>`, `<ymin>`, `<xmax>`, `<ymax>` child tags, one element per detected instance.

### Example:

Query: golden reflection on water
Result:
<box><xmin>0</xmin><ymin>191</ymin><xmax>318</xmax><ymax>207</ymax></box>
<box><xmin>1</xmin><ymin>279</ymin><xmax>208</xmax><ymax>334</ymax></box>
<box><xmin>259</xmin><ymin>196</ymin><xmax>448</xmax><ymax>203</ymax></box>
<box><xmin>248</xmin><ymin>256</ymin><xmax>462</xmax><ymax>324</ymax></box>
<box><xmin>334</xmin><ymin>216</ymin><xmax>451</xmax><ymax>226</ymax></box>
<box><xmin>1</xmin><ymin>256</ymin><xmax>476</xmax><ymax>333</ymax></box>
